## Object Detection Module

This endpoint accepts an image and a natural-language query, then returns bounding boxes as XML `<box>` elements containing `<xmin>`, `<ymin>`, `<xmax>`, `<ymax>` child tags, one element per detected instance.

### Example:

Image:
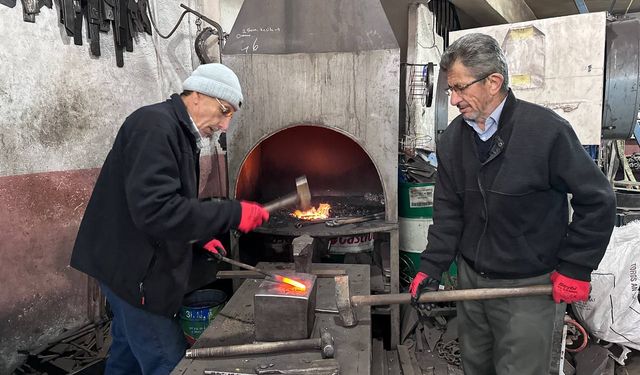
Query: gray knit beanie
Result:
<box><xmin>182</xmin><ymin>63</ymin><xmax>243</xmax><ymax>111</ymax></box>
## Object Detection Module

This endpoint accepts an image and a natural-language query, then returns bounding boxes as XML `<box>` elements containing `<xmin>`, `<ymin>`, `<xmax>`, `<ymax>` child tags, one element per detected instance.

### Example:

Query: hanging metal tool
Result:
<box><xmin>146</xmin><ymin>3</ymin><xmax>227</xmax><ymax>63</ymax></box>
<box><xmin>20</xmin><ymin>0</ymin><xmax>51</xmax><ymax>22</ymax></box>
<box><xmin>0</xmin><ymin>0</ymin><xmax>16</xmax><ymax>8</ymax></box>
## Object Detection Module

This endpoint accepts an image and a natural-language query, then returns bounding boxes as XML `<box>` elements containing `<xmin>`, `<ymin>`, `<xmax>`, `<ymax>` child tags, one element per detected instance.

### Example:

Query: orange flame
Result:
<box><xmin>274</xmin><ymin>275</ymin><xmax>307</xmax><ymax>291</ymax></box>
<box><xmin>291</xmin><ymin>203</ymin><xmax>331</xmax><ymax>221</ymax></box>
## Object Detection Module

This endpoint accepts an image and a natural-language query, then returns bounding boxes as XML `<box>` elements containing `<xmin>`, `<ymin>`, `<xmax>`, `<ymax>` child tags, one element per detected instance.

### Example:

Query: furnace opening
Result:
<box><xmin>235</xmin><ymin>125</ymin><xmax>384</xmax><ymax>205</ymax></box>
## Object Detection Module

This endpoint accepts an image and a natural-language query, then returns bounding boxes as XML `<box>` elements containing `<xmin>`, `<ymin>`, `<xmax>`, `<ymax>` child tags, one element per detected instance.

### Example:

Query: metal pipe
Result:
<box><xmin>186</xmin><ymin>338</ymin><xmax>321</xmax><ymax>358</ymax></box>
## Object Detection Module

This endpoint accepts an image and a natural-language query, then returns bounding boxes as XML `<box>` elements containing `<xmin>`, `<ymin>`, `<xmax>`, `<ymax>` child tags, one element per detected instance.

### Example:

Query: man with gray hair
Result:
<box><xmin>409</xmin><ymin>33</ymin><xmax>616</xmax><ymax>374</ymax></box>
<box><xmin>71</xmin><ymin>63</ymin><xmax>269</xmax><ymax>374</ymax></box>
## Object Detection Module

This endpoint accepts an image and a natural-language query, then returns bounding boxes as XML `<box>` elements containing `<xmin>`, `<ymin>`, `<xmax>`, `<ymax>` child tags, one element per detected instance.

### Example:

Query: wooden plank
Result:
<box><xmin>390</xmin><ymin>228</ymin><xmax>400</xmax><ymax>349</ymax></box>
<box><xmin>371</xmin><ymin>338</ymin><xmax>386</xmax><ymax>375</ymax></box>
<box><xmin>397</xmin><ymin>344</ymin><xmax>416</xmax><ymax>375</ymax></box>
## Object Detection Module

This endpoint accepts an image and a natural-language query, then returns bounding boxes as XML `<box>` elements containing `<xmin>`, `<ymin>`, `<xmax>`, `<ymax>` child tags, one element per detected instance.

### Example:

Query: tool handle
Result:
<box><xmin>263</xmin><ymin>192</ymin><xmax>298</xmax><ymax>213</ymax></box>
<box><xmin>350</xmin><ymin>285</ymin><xmax>553</xmax><ymax>306</ymax></box>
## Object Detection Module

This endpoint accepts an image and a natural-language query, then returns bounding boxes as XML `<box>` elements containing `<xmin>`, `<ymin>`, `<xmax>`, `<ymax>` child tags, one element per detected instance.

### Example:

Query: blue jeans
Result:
<box><xmin>101</xmin><ymin>283</ymin><xmax>187</xmax><ymax>375</ymax></box>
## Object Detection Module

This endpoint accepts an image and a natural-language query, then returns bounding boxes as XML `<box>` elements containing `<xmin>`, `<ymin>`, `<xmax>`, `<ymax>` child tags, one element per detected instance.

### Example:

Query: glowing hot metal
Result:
<box><xmin>277</xmin><ymin>275</ymin><xmax>307</xmax><ymax>290</ymax></box>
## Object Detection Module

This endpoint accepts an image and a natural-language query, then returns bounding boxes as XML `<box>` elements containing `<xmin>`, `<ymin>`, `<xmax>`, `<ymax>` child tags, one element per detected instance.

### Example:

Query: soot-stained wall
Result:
<box><xmin>0</xmin><ymin>0</ymin><xmax>223</xmax><ymax>371</ymax></box>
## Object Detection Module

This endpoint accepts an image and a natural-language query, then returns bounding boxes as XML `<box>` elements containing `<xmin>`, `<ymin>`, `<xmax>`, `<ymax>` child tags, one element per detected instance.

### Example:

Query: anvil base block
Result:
<box><xmin>254</xmin><ymin>272</ymin><xmax>317</xmax><ymax>341</ymax></box>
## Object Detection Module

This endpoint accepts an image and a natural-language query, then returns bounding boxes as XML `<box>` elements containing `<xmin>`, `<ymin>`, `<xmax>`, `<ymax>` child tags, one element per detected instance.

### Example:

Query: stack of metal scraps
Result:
<box><xmin>400</xmin><ymin>152</ymin><xmax>437</xmax><ymax>184</ymax></box>
<box><xmin>397</xmin><ymin>305</ymin><xmax>462</xmax><ymax>375</ymax></box>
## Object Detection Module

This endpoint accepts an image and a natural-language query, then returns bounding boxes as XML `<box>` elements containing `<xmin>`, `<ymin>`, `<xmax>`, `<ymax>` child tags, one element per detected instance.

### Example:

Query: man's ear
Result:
<box><xmin>488</xmin><ymin>73</ymin><xmax>505</xmax><ymax>95</ymax></box>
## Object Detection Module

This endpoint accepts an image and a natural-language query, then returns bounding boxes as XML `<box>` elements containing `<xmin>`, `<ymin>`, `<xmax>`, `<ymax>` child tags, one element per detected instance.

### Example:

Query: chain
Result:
<box><xmin>195</xmin><ymin>17</ymin><xmax>202</xmax><ymax>32</ymax></box>
<box><xmin>435</xmin><ymin>339</ymin><xmax>461</xmax><ymax>367</ymax></box>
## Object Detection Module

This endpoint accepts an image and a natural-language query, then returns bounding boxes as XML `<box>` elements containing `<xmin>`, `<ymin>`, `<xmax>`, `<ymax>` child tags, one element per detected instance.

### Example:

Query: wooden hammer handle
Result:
<box><xmin>350</xmin><ymin>285</ymin><xmax>552</xmax><ymax>306</ymax></box>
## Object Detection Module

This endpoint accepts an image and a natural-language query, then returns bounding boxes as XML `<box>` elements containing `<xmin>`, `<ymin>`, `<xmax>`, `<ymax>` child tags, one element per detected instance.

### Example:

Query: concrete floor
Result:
<box><xmin>621</xmin><ymin>350</ymin><xmax>640</xmax><ymax>374</ymax></box>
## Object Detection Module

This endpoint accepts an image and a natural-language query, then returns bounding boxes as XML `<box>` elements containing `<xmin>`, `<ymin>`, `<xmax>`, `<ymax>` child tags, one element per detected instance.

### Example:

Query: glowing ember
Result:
<box><xmin>291</xmin><ymin>203</ymin><xmax>331</xmax><ymax>221</ymax></box>
<box><xmin>274</xmin><ymin>275</ymin><xmax>307</xmax><ymax>290</ymax></box>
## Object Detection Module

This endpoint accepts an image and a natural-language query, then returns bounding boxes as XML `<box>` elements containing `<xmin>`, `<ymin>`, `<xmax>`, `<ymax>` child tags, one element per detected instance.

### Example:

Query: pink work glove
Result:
<box><xmin>409</xmin><ymin>272</ymin><xmax>440</xmax><ymax>310</ymax></box>
<box><xmin>550</xmin><ymin>271</ymin><xmax>590</xmax><ymax>304</ymax></box>
<box><xmin>203</xmin><ymin>239</ymin><xmax>227</xmax><ymax>259</ymax></box>
<box><xmin>238</xmin><ymin>201</ymin><xmax>269</xmax><ymax>233</ymax></box>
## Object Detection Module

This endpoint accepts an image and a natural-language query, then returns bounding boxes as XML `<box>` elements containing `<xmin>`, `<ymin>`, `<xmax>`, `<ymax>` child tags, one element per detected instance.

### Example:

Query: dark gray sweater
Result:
<box><xmin>420</xmin><ymin>90</ymin><xmax>616</xmax><ymax>281</ymax></box>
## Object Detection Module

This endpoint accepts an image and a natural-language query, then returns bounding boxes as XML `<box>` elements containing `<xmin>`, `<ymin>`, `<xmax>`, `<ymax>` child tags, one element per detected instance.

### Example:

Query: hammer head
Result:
<box><xmin>334</xmin><ymin>275</ymin><xmax>357</xmax><ymax>327</ymax></box>
<box><xmin>295</xmin><ymin>175</ymin><xmax>312</xmax><ymax>211</ymax></box>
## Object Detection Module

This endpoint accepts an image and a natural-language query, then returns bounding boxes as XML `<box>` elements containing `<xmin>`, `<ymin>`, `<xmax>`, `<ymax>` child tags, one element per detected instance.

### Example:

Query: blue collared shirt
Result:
<box><xmin>464</xmin><ymin>96</ymin><xmax>507</xmax><ymax>141</ymax></box>
<box><xmin>187</xmin><ymin>115</ymin><xmax>205</xmax><ymax>150</ymax></box>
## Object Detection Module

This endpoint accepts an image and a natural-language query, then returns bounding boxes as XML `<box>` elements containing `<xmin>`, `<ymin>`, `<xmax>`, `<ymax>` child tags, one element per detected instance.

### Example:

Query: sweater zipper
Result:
<box><xmin>474</xmin><ymin>136</ymin><xmax>505</xmax><ymax>273</ymax></box>
<box><xmin>139</xmin><ymin>251</ymin><xmax>158</xmax><ymax>306</ymax></box>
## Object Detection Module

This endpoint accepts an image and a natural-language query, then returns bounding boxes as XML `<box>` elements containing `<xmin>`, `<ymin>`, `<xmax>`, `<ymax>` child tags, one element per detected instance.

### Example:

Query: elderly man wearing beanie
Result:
<box><xmin>70</xmin><ymin>63</ymin><xmax>269</xmax><ymax>375</ymax></box>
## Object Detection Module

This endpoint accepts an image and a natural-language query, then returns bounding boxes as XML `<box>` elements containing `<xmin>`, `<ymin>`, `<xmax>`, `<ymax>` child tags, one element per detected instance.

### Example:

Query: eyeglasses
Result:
<box><xmin>215</xmin><ymin>98</ymin><xmax>234</xmax><ymax>118</ymax></box>
<box><xmin>444</xmin><ymin>73</ymin><xmax>491</xmax><ymax>96</ymax></box>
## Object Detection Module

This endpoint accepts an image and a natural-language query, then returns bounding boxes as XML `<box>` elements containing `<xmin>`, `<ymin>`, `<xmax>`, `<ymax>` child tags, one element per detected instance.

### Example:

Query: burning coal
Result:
<box><xmin>291</xmin><ymin>203</ymin><xmax>331</xmax><ymax>221</ymax></box>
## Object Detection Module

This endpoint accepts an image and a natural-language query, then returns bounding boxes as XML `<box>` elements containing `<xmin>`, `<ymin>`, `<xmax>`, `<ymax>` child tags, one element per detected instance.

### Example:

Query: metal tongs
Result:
<box><xmin>325</xmin><ymin>212</ymin><xmax>385</xmax><ymax>227</ymax></box>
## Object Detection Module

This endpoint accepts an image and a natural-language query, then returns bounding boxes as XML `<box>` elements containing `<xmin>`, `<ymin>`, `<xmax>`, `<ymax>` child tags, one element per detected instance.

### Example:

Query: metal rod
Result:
<box><xmin>216</xmin><ymin>269</ymin><xmax>346</xmax><ymax>279</ymax></box>
<box><xmin>218</xmin><ymin>256</ymin><xmax>276</xmax><ymax>279</ymax></box>
<box><xmin>186</xmin><ymin>338</ymin><xmax>321</xmax><ymax>358</ymax></box>
<box><xmin>350</xmin><ymin>285</ymin><xmax>552</xmax><ymax>306</ymax></box>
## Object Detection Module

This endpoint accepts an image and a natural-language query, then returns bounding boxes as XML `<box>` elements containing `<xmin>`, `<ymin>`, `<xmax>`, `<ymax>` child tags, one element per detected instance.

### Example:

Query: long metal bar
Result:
<box><xmin>218</xmin><ymin>256</ymin><xmax>278</xmax><ymax>279</ymax></box>
<box><xmin>216</xmin><ymin>269</ymin><xmax>346</xmax><ymax>279</ymax></box>
<box><xmin>351</xmin><ymin>285</ymin><xmax>552</xmax><ymax>306</ymax></box>
<box><xmin>186</xmin><ymin>338</ymin><xmax>321</xmax><ymax>358</ymax></box>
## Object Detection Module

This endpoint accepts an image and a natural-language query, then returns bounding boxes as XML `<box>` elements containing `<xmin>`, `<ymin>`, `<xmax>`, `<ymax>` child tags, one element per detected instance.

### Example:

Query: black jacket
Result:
<box><xmin>420</xmin><ymin>91</ymin><xmax>616</xmax><ymax>281</ymax></box>
<box><xmin>71</xmin><ymin>94</ymin><xmax>241</xmax><ymax>316</ymax></box>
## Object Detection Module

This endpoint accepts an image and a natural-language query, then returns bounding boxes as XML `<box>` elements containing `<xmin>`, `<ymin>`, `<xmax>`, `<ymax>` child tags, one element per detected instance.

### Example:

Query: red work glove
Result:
<box><xmin>203</xmin><ymin>239</ymin><xmax>227</xmax><ymax>260</ymax></box>
<box><xmin>550</xmin><ymin>271</ymin><xmax>590</xmax><ymax>304</ymax></box>
<box><xmin>409</xmin><ymin>272</ymin><xmax>440</xmax><ymax>310</ymax></box>
<box><xmin>238</xmin><ymin>201</ymin><xmax>269</xmax><ymax>233</ymax></box>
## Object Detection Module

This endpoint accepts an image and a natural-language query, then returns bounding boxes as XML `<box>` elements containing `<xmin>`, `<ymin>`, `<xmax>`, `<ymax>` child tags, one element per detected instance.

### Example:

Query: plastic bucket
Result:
<box><xmin>399</xmin><ymin>217</ymin><xmax>432</xmax><ymax>252</ymax></box>
<box><xmin>400</xmin><ymin>250</ymin><xmax>422</xmax><ymax>286</ymax></box>
<box><xmin>179</xmin><ymin>289</ymin><xmax>226</xmax><ymax>345</ymax></box>
<box><xmin>398</xmin><ymin>182</ymin><xmax>435</xmax><ymax>218</ymax></box>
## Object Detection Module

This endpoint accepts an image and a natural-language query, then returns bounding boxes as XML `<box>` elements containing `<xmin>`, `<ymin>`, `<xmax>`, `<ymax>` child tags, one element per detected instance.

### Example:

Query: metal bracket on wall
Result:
<box><xmin>574</xmin><ymin>0</ymin><xmax>589</xmax><ymax>14</ymax></box>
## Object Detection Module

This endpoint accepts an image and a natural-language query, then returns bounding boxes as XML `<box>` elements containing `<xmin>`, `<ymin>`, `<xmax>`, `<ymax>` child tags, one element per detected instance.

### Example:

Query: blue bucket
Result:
<box><xmin>180</xmin><ymin>289</ymin><xmax>226</xmax><ymax>344</ymax></box>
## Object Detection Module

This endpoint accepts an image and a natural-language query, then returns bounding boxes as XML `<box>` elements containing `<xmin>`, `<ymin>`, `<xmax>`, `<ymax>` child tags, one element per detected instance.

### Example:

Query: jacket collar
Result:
<box><xmin>460</xmin><ymin>89</ymin><xmax>518</xmax><ymax>165</ymax></box>
<box><xmin>169</xmin><ymin>94</ymin><xmax>199</xmax><ymax>151</ymax></box>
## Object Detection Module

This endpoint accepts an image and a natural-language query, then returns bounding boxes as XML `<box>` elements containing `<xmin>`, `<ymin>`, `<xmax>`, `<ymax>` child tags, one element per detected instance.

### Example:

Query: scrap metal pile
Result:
<box><xmin>12</xmin><ymin>319</ymin><xmax>110</xmax><ymax>374</ymax></box>
<box><xmin>399</xmin><ymin>151</ymin><xmax>437</xmax><ymax>184</ymax></box>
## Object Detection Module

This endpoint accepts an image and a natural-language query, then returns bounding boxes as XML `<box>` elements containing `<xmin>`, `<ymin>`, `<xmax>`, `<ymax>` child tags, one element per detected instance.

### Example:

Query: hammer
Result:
<box><xmin>334</xmin><ymin>275</ymin><xmax>553</xmax><ymax>327</ymax></box>
<box><xmin>186</xmin><ymin>331</ymin><xmax>335</xmax><ymax>359</ymax></box>
<box><xmin>262</xmin><ymin>175</ymin><xmax>312</xmax><ymax>212</ymax></box>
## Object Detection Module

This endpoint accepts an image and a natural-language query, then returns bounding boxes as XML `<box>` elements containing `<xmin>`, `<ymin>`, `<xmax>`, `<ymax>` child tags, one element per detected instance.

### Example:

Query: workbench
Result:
<box><xmin>171</xmin><ymin>263</ymin><xmax>371</xmax><ymax>375</ymax></box>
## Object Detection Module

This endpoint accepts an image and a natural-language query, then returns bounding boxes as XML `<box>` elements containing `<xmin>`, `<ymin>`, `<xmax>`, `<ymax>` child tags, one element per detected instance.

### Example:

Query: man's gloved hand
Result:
<box><xmin>409</xmin><ymin>272</ymin><xmax>440</xmax><ymax>310</ymax></box>
<box><xmin>203</xmin><ymin>239</ymin><xmax>227</xmax><ymax>260</ymax></box>
<box><xmin>550</xmin><ymin>271</ymin><xmax>590</xmax><ymax>304</ymax></box>
<box><xmin>238</xmin><ymin>201</ymin><xmax>270</xmax><ymax>233</ymax></box>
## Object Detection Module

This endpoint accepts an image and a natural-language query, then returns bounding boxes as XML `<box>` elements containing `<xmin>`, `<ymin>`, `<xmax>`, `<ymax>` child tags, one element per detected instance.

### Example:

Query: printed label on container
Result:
<box><xmin>409</xmin><ymin>185</ymin><xmax>434</xmax><ymax>208</ymax></box>
<box><xmin>329</xmin><ymin>233</ymin><xmax>374</xmax><ymax>254</ymax></box>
